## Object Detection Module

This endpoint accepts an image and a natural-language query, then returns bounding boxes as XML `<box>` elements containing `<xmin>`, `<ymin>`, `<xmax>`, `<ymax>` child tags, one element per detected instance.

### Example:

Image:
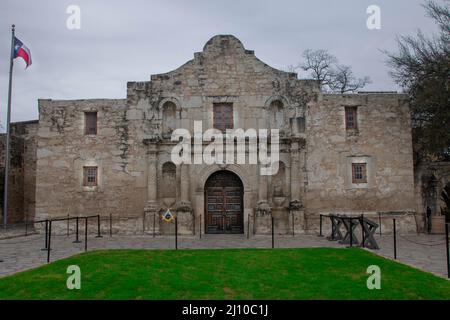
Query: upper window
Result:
<box><xmin>352</xmin><ymin>163</ymin><xmax>367</xmax><ymax>184</ymax></box>
<box><xmin>83</xmin><ymin>166</ymin><xmax>98</xmax><ymax>187</ymax></box>
<box><xmin>345</xmin><ymin>107</ymin><xmax>357</xmax><ymax>130</ymax></box>
<box><xmin>85</xmin><ymin>112</ymin><xmax>97</xmax><ymax>135</ymax></box>
<box><xmin>213</xmin><ymin>103</ymin><xmax>233</xmax><ymax>132</ymax></box>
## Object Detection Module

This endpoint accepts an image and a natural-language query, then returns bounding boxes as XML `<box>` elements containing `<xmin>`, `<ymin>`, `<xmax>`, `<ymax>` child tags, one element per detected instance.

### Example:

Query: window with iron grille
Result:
<box><xmin>85</xmin><ymin>112</ymin><xmax>97</xmax><ymax>135</ymax></box>
<box><xmin>83</xmin><ymin>166</ymin><xmax>98</xmax><ymax>187</ymax></box>
<box><xmin>213</xmin><ymin>103</ymin><xmax>233</xmax><ymax>132</ymax></box>
<box><xmin>345</xmin><ymin>107</ymin><xmax>357</xmax><ymax>130</ymax></box>
<box><xmin>352</xmin><ymin>163</ymin><xmax>367</xmax><ymax>184</ymax></box>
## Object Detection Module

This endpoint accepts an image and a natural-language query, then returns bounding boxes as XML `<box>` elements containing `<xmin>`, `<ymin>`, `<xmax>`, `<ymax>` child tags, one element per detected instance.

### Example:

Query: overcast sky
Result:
<box><xmin>0</xmin><ymin>0</ymin><xmax>440</xmax><ymax>128</ymax></box>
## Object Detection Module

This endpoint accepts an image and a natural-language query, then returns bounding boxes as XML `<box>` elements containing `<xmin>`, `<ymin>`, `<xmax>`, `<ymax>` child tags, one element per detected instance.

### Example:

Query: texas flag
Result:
<box><xmin>13</xmin><ymin>36</ymin><xmax>32</xmax><ymax>68</ymax></box>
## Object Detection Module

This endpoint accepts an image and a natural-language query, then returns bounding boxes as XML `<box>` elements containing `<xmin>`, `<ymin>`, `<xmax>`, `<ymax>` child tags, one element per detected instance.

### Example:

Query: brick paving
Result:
<box><xmin>0</xmin><ymin>231</ymin><xmax>448</xmax><ymax>280</ymax></box>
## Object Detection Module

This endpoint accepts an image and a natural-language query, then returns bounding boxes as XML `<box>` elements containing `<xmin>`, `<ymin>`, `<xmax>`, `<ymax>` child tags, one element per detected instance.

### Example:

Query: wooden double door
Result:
<box><xmin>205</xmin><ymin>171</ymin><xmax>244</xmax><ymax>234</ymax></box>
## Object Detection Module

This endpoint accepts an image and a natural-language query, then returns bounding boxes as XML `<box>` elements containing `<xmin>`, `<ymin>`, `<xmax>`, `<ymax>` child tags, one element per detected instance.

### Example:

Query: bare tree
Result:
<box><xmin>299</xmin><ymin>49</ymin><xmax>371</xmax><ymax>93</ymax></box>
<box><xmin>300</xmin><ymin>49</ymin><xmax>337</xmax><ymax>90</ymax></box>
<box><xmin>328</xmin><ymin>65</ymin><xmax>372</xmax><ymax>94</ymax></box>
<box><xmin>385</xmin><ymin>0</ymin><xmax>450</xmax><ymax>160</ymax></box>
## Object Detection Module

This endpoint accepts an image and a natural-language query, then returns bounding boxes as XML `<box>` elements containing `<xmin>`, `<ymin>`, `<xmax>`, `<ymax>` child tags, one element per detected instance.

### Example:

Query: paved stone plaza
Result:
<box><xmin>0</xmin><ymin>232</ymin><xmax>448</xmax><ymax>279</ymax></box>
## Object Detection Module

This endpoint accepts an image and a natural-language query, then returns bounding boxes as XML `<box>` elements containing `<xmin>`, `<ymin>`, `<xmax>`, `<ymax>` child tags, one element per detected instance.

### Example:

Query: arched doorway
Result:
<box><xmin>205</xmin><ymin>170</ymin><xmax>244</xmax><ymax>234</ymax></box>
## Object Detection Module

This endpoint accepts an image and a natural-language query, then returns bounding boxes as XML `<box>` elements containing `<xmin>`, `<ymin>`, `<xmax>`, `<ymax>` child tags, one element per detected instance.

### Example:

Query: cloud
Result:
<box><xmin>0</xmin><ymin>0</ymin><xmax>438</xmax><ymax>127</ymax></box>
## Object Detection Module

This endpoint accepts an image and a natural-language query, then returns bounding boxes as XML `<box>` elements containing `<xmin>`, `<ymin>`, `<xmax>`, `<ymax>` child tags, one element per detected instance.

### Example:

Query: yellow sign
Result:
<box><xmin>162</xmin><ymin>209</ymin><xmax>176</xmax><ymax>222</ymax></box>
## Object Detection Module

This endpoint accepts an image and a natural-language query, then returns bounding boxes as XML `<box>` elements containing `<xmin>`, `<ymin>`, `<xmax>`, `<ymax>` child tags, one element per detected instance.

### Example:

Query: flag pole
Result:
<box><xmin>3</xmin><ymin>24</ymin><xmax>15</xmax><ymax>228</ymax></box>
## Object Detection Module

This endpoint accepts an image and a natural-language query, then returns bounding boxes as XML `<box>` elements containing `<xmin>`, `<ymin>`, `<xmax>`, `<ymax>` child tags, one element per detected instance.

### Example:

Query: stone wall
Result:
<box><xmin>35</xmin><ymin>99</ymin><xmax>149</xmax><ymax>233</ymax></box>
<box><xmin>305</xmin><ymin>93</ymin><xmax>416</xmax><ymax>232</ymax></box>
<box><xmin>0</xmin><ymin>121</ymin><xmax>38</xmax><ymax>224</ymax></box>
<box><xmin>32</xmin><ymin>35</ymin><xmax>418</xmax><ymax>235</ymax></box>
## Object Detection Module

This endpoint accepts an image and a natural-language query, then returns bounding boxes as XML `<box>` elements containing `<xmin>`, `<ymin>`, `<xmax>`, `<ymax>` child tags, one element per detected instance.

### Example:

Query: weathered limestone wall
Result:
<box><xmin>305</xmin><ymin>94</ymin><xmax>416</xmax><ymax>233</ymax></box>
<box><xmin>35</xmin><ymin>99</ymin><xmax>148</xmax><ymax>233</ymax></box>
<box><xmin>0</xmin><ymin>121</ymin><xmax>38</xmax><ymax>224</ymax></box>
<box><xmin>31</xmin><ymin>35</ymin><xmax>418</xmax><ymax>235</ymax></box>
<box><xmin>125</xmin><ymin>35</ymin><xmax>318</xmax><ymax>235</ymax></box>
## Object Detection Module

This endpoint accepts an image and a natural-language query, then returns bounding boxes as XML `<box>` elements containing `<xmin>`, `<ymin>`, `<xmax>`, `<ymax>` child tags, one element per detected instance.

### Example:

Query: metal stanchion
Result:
<box><xmin>379</xmin><ymin>212</ymin><xmax>382</xmax><ymax>236</ymax></box>
<box><xmin>193</xmin><ymin>213</ymin><xmax>196</xmax><ymax>236</ymax></box>
<box><xmin>349</xmin><ymin>218</ymin><xmax>353</xmax><ymax>248</ymax></box>
<box><xmin>175</xmin><ymin>216</ymin><xmax>178</xmax><ymax>250</ymax></box>
<box><xmin>96</xmin><ymin>215</ymin><xmax>102</xmax><ymax>238</ymax></box>
<box><xmin>393</xmin><ymin>219</ymin><xmax>397</xmax><ymax>260</ymax></box>
<box><xmin>319</xmin><ymin>214</ymin><xmax>323</xmax><ymax>237</ymax></box>
<box><xmin>84</xmin><ymin>217</ymin><xmax>88</xmax><ymax>251</ymax></box>
<box><xmin>24</xmin><ymin>213</ymin><xmax>28</xmax><ymax>236</ymax></box>
<box><xmin>361</xmin><ymin>214</ymin><xmax>365</xmax><ymax>248</ymax></box>
<box><xmin>73</xmin><ymin>217</ymin><xmax>81</xmax><ymax>243</ymax></box>
<box><xmin>199</xmin><ymin>214</ymin><xmax>202</xmax><ymax>239</ymax></box>
<box><xmin>271</xmin><ymin>216</ymin><xmax>274</xmax><ymax>249</ymax></box>
<box><xmin>109</xmin><ymin>213</ymin><xmax>112</xmax><ymax>237</ymax></box>
<box><xmin>445</xmin><ymin>223</ymin><xmax>449</xmax><ymax>279</ymax></box>
<box><xmin>47</xmin><ymin>220</ymin><xmax>52</xmax><ymax>263</ymax></box>
<box><xmin>41</xmin><ymin>219</ymin><xmax>49</xmax><ymax>250</ymax></box>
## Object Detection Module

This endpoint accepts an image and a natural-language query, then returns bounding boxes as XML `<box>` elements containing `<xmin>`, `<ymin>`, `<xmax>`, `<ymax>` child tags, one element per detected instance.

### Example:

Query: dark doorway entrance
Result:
<box><xmin>205</xmin><ymin>170</ymin><xmax>244</xmax><ymax>234</ymax></box>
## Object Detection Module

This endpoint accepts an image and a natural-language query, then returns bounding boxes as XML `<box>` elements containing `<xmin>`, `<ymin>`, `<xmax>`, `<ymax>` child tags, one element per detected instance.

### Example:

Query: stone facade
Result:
<box><xmin>0</xmin><ymin>120</ymin><xmax>38</xmax><ymax>224</ymax></box>
<box><xmin>2</xmin><ymin>35</ymin><xmax>418</xmax><ymax>234</ymax></box>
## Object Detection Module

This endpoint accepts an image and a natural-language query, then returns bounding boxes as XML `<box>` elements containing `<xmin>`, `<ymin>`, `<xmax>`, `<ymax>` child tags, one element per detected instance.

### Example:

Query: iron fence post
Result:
<box><xmin>379</xmin><ymin>212</ymin><xmax>382</xmax><ymax>236</ymax></box>
<box><xmin>349</xmin><ymin>218</ymin><xmax>353</xmax><ymax>248</ymax></box>
<box><xmin>73</xmin><ymin>217</ymin><xmax>81</xmax><ymax>243</ymax></box>
<box><xmin>393</xmin><ymin>219</ymin><xmax>397</xmax><ymax>260</ymax></box>
<box><xmin>361</xmin><ymin>214</ymin><xmax>365</xmax><ymax>248</ymax></box>
<box><xmin>41</xmin><ymin>219</ymin><xmax>48</xmax><ymax>250</ymax></box>
<box><xmin>319</xmin><ymin>214</ymin><xmax>323</xmax><ymax>237</ymax></box>
<box><xmin>84</xmin><ymin>217</ymin><xmax>88</xmax><ymax>251</ymax></box>
<box><xmin>271</xmin><ymin>216</ymin><xmax>274</xmax><ymax>249</ymax></box>
<box><xmin>96</xmin><ymin>214</ymin><xmax>102</xmax><ymax>238</ymax></box>
<box><xmin>175</xmin><ymin>216</ymin><xmax>178</xmax><ymax>250</ymax></box>
<box><xmin>47</xmin><ymin>220</ymin><xmax>52</xmax><ymax>263</ymax></box>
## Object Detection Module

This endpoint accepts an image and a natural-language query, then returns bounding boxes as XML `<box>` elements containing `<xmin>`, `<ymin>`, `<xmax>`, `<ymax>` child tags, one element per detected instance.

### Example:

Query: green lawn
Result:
<box><xmin>0</xmin><ymin>248</ymin><xmax>449</xmax><ymax>299</ymax></box>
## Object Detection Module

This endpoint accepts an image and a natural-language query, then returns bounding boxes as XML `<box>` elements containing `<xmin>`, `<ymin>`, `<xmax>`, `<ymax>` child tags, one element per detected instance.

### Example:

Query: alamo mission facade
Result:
<box><xmin>0</xmin><ymin>35</ymin><xmax>418</xmax><ymax>235</ymax></box>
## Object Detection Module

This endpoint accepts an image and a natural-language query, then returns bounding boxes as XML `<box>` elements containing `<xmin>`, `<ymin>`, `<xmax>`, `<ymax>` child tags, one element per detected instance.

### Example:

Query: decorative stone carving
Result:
<box><xmin>288</xmin><ymin>199</ymin><xmax>304</xmax><ymax>211</ymax></box>
<box><xmin>256</xmin><ymin>201</ymin><xmax>272</xmax><ymax>216</ymax></box>
<box><xmin>176</xmin><ymin>200</ymin><xmax>193</xmax><ymax>213</ymax></box>
<box><xmin>273</xmin><ymin>196</ymin><xmax>286</xmax><ymax>208</ymax></box>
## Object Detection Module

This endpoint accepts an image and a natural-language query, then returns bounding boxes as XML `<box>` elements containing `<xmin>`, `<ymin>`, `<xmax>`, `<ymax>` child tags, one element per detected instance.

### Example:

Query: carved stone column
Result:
<box><xmin>290</xmin><ymin>141</ymin><xmax>301</xmax><ymax>202</ymax></box>
<box><xmin>146</xmin><ymin>147</ymin><xmax>158</xmax><ymax>209</ymax></box>
<box><xmin>176</xmin><ymin>163</ymin><xmax>193</xmax><ymax>235</ymax></box>
<box><xmin>258</xmin><ymin>174</ymin><xmax>268</xmax><ymax>203</ymax></box>
<box><xmin>178</xmin><ymin>163</ymin><xmax>192</xmax><ymax>209</ymax></box>
<box><xmin>289</xmin><ymin>138</ymin><xmax>305</xmax><ymax>234</ymax></box>
<box><xmin>144</xmin><ymin>139</ymin><xmax>160</xmax><ymax>234</ymax></box>
<box><xmin>255</xmin><ymin>166</ymin><xmax>271</xmax><ymax>234</ymax></box>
